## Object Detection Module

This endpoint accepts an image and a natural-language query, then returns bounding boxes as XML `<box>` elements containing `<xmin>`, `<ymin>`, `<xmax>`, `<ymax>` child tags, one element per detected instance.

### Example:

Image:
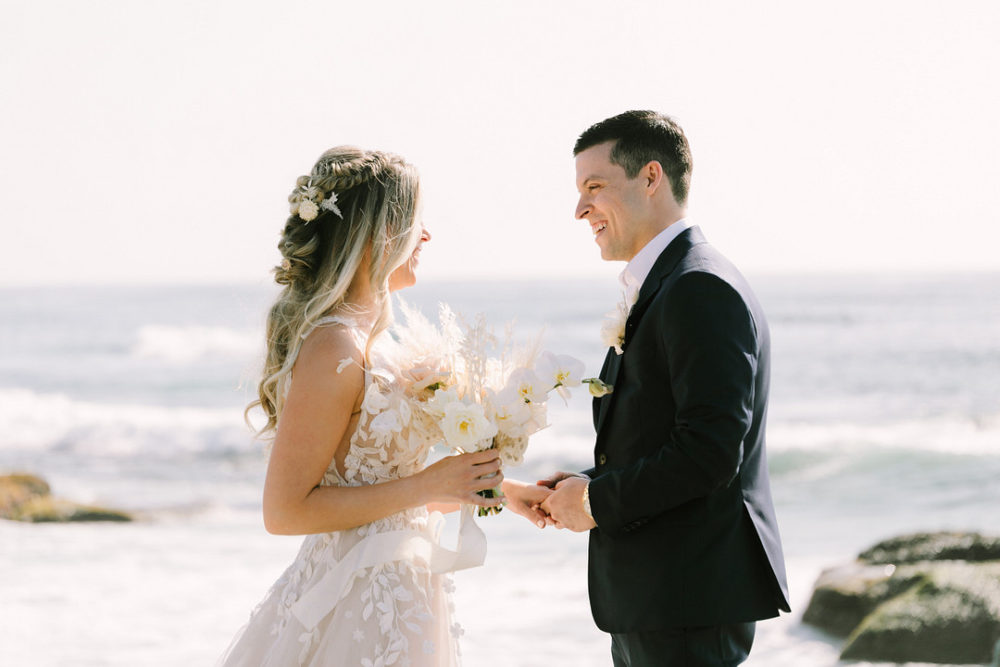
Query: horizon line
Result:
<box><xmin>2</xmin><ymin>267</ymin><xmax>999</xmax><ymax>290</ymax></box>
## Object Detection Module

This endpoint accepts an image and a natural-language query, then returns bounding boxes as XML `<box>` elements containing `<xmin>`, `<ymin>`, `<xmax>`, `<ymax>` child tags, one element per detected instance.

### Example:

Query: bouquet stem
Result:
<box><xmin>477</xmin><ymin>484</ymin><xmax>503</xmax><ymax>517</ymax></box>
<box><xmin>477</xmin><ymin>448</ymin><xmax>504</xmax><ymax>516</ymax></box>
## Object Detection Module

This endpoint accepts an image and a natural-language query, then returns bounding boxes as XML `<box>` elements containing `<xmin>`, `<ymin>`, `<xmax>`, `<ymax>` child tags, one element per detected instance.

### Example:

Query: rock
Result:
<box><xmin>860</xmin><ymin>531</ymin><xmax>1000</xmax><ymax>565</ymax></box>
<box><xmin>803</xmin><ymin>532</ymin><xmax>1000</xmax><ymax>664</ymax></box>
<box><xmin>0</xmin><ymin>473</ymin><xmax>51</xmax><ymax>515</ymax></box>
<box><xmin>841</xmin><ymin>562</ymin><xmax>1000</xmax><ymax>664</ymax></box>
<box><xmin>0</xmin><ymin>473</ymin><xmax>132</xmax><ymax>523</ymax></box>
<box><xmin>801</xmin><ymin>562</ymin><xmax>923</xmax><ymax>636</ymax></box>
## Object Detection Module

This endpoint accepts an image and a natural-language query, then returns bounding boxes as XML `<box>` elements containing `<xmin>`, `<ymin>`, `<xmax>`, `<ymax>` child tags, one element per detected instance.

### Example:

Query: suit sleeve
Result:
<box><xmin>588</xmin><ymin>271</ymin><xmax>758</xmax><ymax>535</ymax></box>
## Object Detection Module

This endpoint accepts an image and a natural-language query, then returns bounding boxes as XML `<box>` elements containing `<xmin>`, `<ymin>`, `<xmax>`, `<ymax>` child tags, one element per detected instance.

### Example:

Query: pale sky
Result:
<box><xmin>2</xmin><ymin>0</ymin><xmax>998</xmax><ymax>286</ymax></box>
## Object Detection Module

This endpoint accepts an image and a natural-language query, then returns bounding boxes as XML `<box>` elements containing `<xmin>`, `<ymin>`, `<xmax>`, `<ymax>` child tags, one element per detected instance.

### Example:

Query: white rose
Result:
<box><xmin>425</xmin><ymin>386</ymin><xmax>460</xmax><ymax>419</ymax></box>
<box><xmin>403</xmin><ymin>365</ymin><xmax>450</xmax><ymax>398</ymax></box>
<box><xmin>440</xmin><ymin>401</ymin><xmax>497</xmax><ymax>452</ymax></box>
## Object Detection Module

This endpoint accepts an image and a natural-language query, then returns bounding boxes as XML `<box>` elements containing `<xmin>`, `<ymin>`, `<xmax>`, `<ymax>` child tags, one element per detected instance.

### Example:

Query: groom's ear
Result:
<box><xmin>642</xmin><ymin>160</ymin><xmax>665</xmax><ymax>197</ymax></box>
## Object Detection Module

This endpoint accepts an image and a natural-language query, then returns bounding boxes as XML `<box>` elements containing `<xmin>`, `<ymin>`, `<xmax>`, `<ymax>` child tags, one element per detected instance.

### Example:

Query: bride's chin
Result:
<box><xmin>389</xmin><ymin>270</ymin><xmax>417</xmax><ymax>292</ymax></box>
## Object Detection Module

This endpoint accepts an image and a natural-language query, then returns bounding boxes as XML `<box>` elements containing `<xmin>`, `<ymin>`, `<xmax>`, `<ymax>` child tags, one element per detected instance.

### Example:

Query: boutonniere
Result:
<box><xmin>599</xmin><ymin>290</ymin><xmax>639</xmax><ymax>355</ymax></box>
<box><xmin>581</xmin><ymin>377</ymin><xmax>614</xmax><ymax>397</ymax></box>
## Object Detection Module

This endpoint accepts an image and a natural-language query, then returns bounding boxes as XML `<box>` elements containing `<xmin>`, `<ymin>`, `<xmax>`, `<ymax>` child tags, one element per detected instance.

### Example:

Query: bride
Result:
<box><xmin>219</xmin><ymin>146</ymin><xmax>548</xmax><ymax>666</ymax></box>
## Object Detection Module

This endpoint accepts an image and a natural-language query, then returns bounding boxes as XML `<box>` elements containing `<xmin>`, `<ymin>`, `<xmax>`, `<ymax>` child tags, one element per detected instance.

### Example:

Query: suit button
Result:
<box><xmin>598</xmin><ymin>454</ymin><xmax>607</xmax><ymax>465</ymax></box>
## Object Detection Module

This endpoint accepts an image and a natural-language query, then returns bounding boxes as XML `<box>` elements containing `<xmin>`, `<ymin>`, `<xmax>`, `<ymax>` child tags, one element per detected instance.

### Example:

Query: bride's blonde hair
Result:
<box><xmin>249</xmin><ymin>146</ymin><xmax>421</xmax><ymax>437</ymax></box>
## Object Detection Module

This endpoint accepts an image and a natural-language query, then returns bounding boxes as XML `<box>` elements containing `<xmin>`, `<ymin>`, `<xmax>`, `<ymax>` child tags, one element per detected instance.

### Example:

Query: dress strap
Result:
<box><xmin>301</xmin><ymin>314</ymin><xmax>359</xmax><ymax>340</ymax></box>
<box><xmin>314</xmin><ymin>315</ymin><xmax>357</xmax><ymax>328</ymax></box>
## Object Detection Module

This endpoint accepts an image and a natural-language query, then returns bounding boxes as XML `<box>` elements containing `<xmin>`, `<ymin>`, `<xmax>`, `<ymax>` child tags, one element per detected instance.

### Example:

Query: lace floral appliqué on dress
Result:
<box><xmin>218</xmin><ymin>316</ymin><xmax>482</xmax><ymax>667</ymax></box>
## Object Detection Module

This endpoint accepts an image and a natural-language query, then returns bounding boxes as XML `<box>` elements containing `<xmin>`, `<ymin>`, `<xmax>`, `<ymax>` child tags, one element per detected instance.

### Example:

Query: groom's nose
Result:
<box><xmin>575</xmin><ymin>197</ymin><xmax>591</xmax><ymax>220</ymax></box>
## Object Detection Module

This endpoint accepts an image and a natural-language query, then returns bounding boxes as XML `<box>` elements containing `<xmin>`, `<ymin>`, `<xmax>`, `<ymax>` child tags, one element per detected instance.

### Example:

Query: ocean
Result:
<box><xmin>1</xmin><ymin>273</ymin><xmax>999</xmax><ymax>666</ymax></box>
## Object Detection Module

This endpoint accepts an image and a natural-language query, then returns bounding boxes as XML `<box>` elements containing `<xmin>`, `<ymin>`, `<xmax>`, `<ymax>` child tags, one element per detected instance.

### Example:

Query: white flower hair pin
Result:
<box><xmin>319</xmin><ymin>191</ymin><xmax>342</xmax><ymax>217</ymax></box>
<box><xmin>290</xmin><ymin>180</ymin><xmax>343</xmax><ymax>222</ymax></box>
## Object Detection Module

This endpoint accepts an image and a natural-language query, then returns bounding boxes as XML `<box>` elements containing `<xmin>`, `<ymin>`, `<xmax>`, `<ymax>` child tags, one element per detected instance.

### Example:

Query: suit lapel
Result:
<box><xmin>594</xmin><ymin>347</ymin><xmax>621</xmax><ymax>433</ymax></box>
<box><xmin>593</xmin><ymin>226</ymin><xmax>706</xmax><ymax>438</ymax></box>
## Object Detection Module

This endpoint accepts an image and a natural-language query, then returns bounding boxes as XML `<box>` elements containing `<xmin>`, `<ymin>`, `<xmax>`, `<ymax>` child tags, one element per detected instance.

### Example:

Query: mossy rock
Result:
<box><xmin>0</xmin><ymin>473</ymin><xmax>132</xmax><ymax>523</ymax></box>
<box><xmin>802</xmin><ymin>563</ymin><xmax>926</xmax><ymax>636</ymax></box>
<box><xmin>860</xmin><ymin>531</ymin><xmax>1000</xmax><ymax>565</ymax></box>
<box><xmin>841</xmin><ymin>564</ymin><xmax>1000</xmax><ymax>663</ymax></box>
<box><xmin>10</xmin><ymin>496</ymin><xmax>132</xmax><ymax>522</ymax></box>
<box><xmin>0</xmin><ymin>473</ymin><xmax>51</xmax><ymax>516</ymax></box>
<box><xmin>803</xmin><ymin>534</ymin><xmax>1000</xmax><ymax>664</ymax></box>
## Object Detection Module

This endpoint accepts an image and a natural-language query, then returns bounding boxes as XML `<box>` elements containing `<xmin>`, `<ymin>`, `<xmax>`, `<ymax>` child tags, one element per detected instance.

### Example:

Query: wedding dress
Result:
<box><xmin>219</xmin><ymin>316</ymin><xmax>484</xmax><ymax>667</ymax></box>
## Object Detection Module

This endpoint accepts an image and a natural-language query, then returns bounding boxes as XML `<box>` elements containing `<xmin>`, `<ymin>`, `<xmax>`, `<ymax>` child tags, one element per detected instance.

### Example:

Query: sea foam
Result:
<box><xmin>132</xmin><ymin>324</ymin><xmax>261</xmax><ymax>364</ymax></box>
<box><xmin>0</xmin><ymin>387</ymin><xmax>251</xmax><ymax>459</ymax></box>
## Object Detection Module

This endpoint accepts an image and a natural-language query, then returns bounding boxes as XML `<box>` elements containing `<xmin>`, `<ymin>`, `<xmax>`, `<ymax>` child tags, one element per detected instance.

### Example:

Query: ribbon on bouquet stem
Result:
<box><xmin>290</xmin><ymin>505</ymin><xmax>486</xmax><ymax>631</ymax></box>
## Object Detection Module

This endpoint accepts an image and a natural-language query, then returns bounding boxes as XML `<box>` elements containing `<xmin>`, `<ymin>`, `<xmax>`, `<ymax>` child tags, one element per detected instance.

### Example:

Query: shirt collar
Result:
<box><xmin>619</xmin><ymin>218</ymin><xmax>692</xmax><ymax>299</ymax></box>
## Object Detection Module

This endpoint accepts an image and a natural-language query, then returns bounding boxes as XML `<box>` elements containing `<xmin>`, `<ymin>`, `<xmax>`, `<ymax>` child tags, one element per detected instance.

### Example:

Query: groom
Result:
<box><xmin>508</xmin><ymin>110</ymin><xmax>790</xmax><ymax>665</ymax></box>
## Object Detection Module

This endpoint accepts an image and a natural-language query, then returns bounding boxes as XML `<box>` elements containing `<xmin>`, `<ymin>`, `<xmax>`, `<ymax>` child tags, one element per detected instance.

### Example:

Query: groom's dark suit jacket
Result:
<box><xmin>585</xmin><ymin>226</ymin><xmax>790</xmax><ymax>632</ymax></box>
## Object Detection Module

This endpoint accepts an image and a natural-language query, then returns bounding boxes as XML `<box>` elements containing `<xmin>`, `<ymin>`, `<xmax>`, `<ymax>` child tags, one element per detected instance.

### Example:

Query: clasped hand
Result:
<box><xmin>503</xmin><ymin>472</ymin><xmax>596</xmax><ymax>532</ymax></box>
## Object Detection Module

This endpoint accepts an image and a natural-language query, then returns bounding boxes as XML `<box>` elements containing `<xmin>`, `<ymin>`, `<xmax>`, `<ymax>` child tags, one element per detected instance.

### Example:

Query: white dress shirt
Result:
<box><xmin>619</xmin><ymin>218</ymin><xmax>692</xmax><ymax>301</ymax></box>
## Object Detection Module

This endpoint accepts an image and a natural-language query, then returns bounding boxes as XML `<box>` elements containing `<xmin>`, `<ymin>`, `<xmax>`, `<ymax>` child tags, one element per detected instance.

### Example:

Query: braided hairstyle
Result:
<box><xmin>249</xmin><ymin>146</ymin><xmax>421</xmax><ymax>437</ymax></box>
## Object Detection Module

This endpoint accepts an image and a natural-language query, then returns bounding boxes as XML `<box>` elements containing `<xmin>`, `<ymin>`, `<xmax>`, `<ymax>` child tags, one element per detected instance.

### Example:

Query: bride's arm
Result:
<box><xmin>425</xmin><ymin>502</ymin><xmax>460</xmax><ymax>514</ymax></box>
<box><xmin>262</xmin><ymin>327</ymin><xmax>502</xmax><ymax>536</ymax></box>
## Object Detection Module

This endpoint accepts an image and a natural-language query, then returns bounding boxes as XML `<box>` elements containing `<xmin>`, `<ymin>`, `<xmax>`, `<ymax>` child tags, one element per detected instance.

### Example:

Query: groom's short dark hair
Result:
<box><xmin>574</xmin><ymin>110</ymin><xmax>693</xmax><ymax>206</ymax></box>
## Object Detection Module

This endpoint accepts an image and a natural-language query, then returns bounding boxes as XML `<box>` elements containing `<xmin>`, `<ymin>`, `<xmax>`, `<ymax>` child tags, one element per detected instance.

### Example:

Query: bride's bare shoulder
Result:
<box><xmin>293</xmin><ymin>323</ymin><xmax>365</xmax><ymax>393</ymax></box>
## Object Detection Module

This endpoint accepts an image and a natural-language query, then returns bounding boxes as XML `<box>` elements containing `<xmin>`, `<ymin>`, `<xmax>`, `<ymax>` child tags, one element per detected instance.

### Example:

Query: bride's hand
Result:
<box><xmin>501</xmin><ymin>479</ymin><xmax>552</xmax><ymax>528</ymax></box>
<box><xmin>417</xmin><ymin>450</ymin><xmax>504</xmax><ymax>508</ymax></box>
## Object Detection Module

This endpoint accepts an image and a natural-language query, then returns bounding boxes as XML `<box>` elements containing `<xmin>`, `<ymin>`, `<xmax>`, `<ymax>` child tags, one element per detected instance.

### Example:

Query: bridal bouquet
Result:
<box><xmin>392</xmin><ymin>302</ymin><xmax>585</xmax><ymax>516</ymax></box>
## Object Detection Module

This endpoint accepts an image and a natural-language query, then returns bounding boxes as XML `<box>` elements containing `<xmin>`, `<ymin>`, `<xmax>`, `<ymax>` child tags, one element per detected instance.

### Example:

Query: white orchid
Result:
<box><xmin>536</xmin><ymin>351</ymin><xmax>585</xmax><ymax>401</ymax></box>
<box><xmin>387</xmin><ymin>304</ymin><xmax>586</xmax><ymax>516</ymax></box>
<box><xmin>503</xmin><ymin>367</ymin><xmax>549</xmax><ymax>404</ymax></box>
<box><xmin>521</xmin><ymin>402</ymin><xmax>548</xmax><ymax>437</ymax></box>
<box><xmin>440</xmin><ymin>401</ymin><xmax>497</xmax><ymax>451</ymax></box>
<box><xmin>488</xmin><ymin>389</ymin><xmax>532</xmax><ymax>438</ymax></box>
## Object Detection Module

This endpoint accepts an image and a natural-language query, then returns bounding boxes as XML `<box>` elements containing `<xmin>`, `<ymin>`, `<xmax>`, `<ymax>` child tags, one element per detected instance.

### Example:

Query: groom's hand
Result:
<box><xmin>540</xmin><ymin>477</ymin><xmax>596</xmax><ymax>533</ymax></box>
<box><xmin>536</xmin><ymin>470</ymin><xmax>589</xmax><ymax>489</ymax></box>
<box><xmin>501</xmin><ymin>479</ymin><xmax>553</xmax><ymax>529</ymax></box>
